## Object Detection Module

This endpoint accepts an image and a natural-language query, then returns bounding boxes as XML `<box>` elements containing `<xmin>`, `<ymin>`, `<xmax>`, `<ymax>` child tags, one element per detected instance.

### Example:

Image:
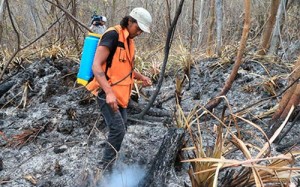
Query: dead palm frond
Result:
<box><xmin>218</xmin><ymin>152</ymin><xmax>300</xmax><ymax>187</ymax></box>
<box><xmin>8</xmin><ymin>127</ymin><xmax>42</xmax><ymax>148</ymax></box>
<box><xmin>180</xmin><ymin>96</ymin><xmax>300</xmax><ymax>187</ymax></box>
<box><xmin>175</xmin><ymin>103</ymin><xmax>225</xmax><ymax>187</ymax></box>
<box><xmin>187</xmin><ymin>124</ymin><xmax>224</xmax><ymax>187</ymax></box>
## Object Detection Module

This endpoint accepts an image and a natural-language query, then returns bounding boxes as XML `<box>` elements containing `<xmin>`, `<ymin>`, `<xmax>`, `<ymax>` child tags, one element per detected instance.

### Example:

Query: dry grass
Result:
<box><xmin>135</xmin><ymin>40</ymin><xmax>197</xmax><ymax>81</ymax></box>
<box><xmin>133</xmin><ymin>41</ymin><xmax>197</xmax><ymax>102</ymax></box>
<box><xmin>0</xmin><ymin>41</ymin><xmax>80</xmax><ymax>80</ymax></box>
<box><xmin>40</xmin><ymin>43</ymin><xmax>80</xmax><ymax>62</ymax></box>
<box><xmin>176</xmin><ymin>96</ymin><xmax>300</xmax><ymax>187</ymax></box>
<box><xmin>175</xmin><ymin>103</ymin><xmax>227</xmax><ymax>186</ymax></box>
<box><xmin>135</xmin><ymin>44</ymin><xmax>164</xmax><ymax>80</ymax></box>
<box><xmin>208</xmin><ymin>44</ymin><xmax>239</xmax><ymax>71</ymax></box>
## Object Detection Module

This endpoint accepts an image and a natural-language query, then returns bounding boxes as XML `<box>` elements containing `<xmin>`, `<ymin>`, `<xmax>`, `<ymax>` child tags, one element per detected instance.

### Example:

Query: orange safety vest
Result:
<box><xmin>86</xmin><ymin>25</ymin><xmax>135</xmax><ymax>108</ymax></box>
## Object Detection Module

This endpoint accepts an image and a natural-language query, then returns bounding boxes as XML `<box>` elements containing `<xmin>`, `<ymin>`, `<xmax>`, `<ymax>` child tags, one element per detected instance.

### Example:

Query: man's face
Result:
<box><xmin>127</xmin><ymin>21</ymin><xmax>143</xmax><ymax>39</ymax></box>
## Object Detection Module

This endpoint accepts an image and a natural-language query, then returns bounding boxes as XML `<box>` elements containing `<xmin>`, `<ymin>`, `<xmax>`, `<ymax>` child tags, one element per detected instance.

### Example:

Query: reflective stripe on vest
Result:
<box><xmin>86</xmin><ymin>25</ymin><xmax>135</xmax><ymax>108</ymax></box>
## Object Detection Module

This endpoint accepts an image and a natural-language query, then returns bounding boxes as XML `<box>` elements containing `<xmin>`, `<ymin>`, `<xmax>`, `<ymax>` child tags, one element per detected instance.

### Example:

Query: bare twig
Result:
<box><xmin>44</xmin><ymin>0</ymin><xmax>92</xmax><ymax>32</ymax></box>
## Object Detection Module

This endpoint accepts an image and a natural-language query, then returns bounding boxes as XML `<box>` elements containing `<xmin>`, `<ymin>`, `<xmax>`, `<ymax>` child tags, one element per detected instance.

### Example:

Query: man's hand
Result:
<box><xmin>141</xmin><ymin>76</ymin><xmax>152</xmax><ymax>87</ymax></box>
<box><xmin>106</xmin><ymin>92</ymin><xmax>119</xmax><ymax>112</ymax></box>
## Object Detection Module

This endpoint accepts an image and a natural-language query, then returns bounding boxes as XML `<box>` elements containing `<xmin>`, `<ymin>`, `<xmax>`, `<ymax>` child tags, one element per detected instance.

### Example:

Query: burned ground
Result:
<box><xmin>0</xmin><ymin>57</ymin><xmax>299</xmax><ymax>187</ymax></box>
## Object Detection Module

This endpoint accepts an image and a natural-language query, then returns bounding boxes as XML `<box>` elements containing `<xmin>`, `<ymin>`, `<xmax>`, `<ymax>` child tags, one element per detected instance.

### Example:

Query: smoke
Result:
<box><xmin>98</xmin><ymin>163</ymin><xmax>146</xmax><ymax>187</ymax></box>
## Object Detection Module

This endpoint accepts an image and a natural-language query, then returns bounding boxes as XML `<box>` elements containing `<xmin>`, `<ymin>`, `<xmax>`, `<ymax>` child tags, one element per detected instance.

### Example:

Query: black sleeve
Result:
<box><xmin>99</xmin><ymin>30</ymin><xmax>118</xmax><ymax>53</ymax></box>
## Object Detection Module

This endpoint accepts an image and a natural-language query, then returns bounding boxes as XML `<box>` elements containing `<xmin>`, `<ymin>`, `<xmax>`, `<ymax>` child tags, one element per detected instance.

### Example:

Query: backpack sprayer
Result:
<box><xmin>76</xmin><ymin>12</ymin><xmax>102</xmax><ymax>86</ymax></box>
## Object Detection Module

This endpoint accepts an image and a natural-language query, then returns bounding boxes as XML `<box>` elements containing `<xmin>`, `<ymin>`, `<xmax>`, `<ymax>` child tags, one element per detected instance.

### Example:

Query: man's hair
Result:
<box><xmin>120</xmin><ymin>16</ymin><xmax>137</xmax><ymax>28</ymax></box>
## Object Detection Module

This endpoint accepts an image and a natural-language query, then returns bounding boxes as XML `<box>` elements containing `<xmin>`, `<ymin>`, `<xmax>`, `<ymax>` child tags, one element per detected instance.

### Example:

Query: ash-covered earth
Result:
<box><xmin>0</xmin><ymin>56</ymin><xmax>298</xmax><ymax>187</ymax></box>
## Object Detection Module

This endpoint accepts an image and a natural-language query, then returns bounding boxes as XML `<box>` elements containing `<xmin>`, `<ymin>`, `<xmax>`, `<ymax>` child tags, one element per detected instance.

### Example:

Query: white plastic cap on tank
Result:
<box><xmin>129</xmin><ymin>7</ymin><xmax>152</xmax><ymax>33</ymax></box>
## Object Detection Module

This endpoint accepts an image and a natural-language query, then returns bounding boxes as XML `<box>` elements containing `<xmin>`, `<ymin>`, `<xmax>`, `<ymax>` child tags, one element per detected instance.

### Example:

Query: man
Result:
<box><xmin>89</xmin><ymin>15</ymin><xmax>107</xmax><ymax>35</ymax></box>
<box><xmin>100</xmin><ymin>16</ymin><xmax>107</xmax><ymax>31</ymax></box>
<box><xmin>86</xmin><ymin>7</ymin><xmax>152</xmax><ymax>169</ymax></box>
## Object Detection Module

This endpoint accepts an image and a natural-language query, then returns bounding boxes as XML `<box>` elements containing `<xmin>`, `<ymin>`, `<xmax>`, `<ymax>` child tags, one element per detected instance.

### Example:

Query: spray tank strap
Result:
<box><xmin>110</xmin><ymin>69</ymin><xmax>133</xmax><ymax>87</ymax></box>
<box><xmin>104</xmin><ymin>41</ymin><xmax>126</xmax><ymax>79</ymax></box>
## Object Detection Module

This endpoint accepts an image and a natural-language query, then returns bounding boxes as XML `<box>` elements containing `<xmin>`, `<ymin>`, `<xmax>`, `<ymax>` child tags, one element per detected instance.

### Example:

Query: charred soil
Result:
<box><xmin>0</xmin><ymin>57</ymin><xmax>299</xmax><ymax>187</ymax></box>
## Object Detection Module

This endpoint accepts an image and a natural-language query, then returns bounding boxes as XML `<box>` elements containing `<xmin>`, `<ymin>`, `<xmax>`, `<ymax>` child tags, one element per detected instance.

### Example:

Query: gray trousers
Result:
<box><xmin>97</xmin><ymin>93</ymin><xmax>127</xmax><ymax>165</ymax></box>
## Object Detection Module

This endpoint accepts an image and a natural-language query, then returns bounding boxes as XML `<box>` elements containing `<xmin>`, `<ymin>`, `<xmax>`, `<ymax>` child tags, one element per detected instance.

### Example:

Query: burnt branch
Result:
<box><xmin>205</xmin><ymin>0</ymin><xmax>251</xmax><ymax>112</ymax></box>
<box><xmin>136</xmin><ymin>0</ymin><xmax>185</xmax><ymax>119</ymax></box>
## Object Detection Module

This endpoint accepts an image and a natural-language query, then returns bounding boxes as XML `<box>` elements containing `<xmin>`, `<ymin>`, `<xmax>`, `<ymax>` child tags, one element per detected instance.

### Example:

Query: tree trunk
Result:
<box><xmin>125</xmin><ymin>0</ymin><xmax>133</xmax><ymax>14</ymax></box>
<box><xmin>28</xmin><ymin>0</ymin><xmax>43</xmax><ymax>37</ymax></box>
<box><xmin>271</xmin><ymin>56</ymin><xmax>300</xmax><ymax>122</ymax></box>
<box><xmin>138</xmin><ymin>128</ymin><xmax>184</xmax><ymax>187</ymax></box>
<box><xmin>189</xmin><ymin>0</ymin><xmax>195</xmax><ymax>52</ymax></box>
<box><xmin>205</xmin><ymin>0</ymin><xmax>251</xmax><ymax>111</ymax></box>
<box><xmin>69</xmin><ymin>0</ymin><xmax>80</xmax><ymax>53</ymax></box>
<box><xmin>268</xmin><ymin>0</ymin><xmax>286</xmax><ymax>55</ymax></box>
<box><xmin>280</xmin><ymin>84</ymin><xmax>300</xmax><ymax>119</ymax></box>
<box><xmin>268</xmin><ymin>56</ymin><xmax>300</xmax><ymax>137</ymax></box>
<box><xmin>0</xmin><ymin>0</ymin><xmax>5</xmax><ymax>44</ymax></box>
<box><xmin>165</xmin><ymin>0</ymin><xmax>171</xmax><ymax>28</ymax></box>
<box><xmin>206</xmin><ymin>0</ymin><xmax>215</xmax><ymax>56</ymax></box>
<box><xmin>215</xmin><ymin>0</ymin><xmax>223</xmax><ymax>57</ymax></box>
<box><xmin>197</xmin><ymin>0</ymin><xmax>205</xmax><ymax>48</ymax></box>
<box><xmin>257</xmin><ymin>0</ymin><xmax>280</xmax><ymax>55</ymax></box>
<box><xmin>111</xmin><ymin>0</ymin><xmax>116</xmax><ymax>26</ymax></box>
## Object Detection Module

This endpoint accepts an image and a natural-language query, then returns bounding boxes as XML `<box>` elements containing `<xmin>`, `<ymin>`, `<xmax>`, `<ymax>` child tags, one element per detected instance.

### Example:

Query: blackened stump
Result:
<box><xmin>138</xmin><ymin>128</ymin><xmax>184</xmax><ymax>187</ymax></box>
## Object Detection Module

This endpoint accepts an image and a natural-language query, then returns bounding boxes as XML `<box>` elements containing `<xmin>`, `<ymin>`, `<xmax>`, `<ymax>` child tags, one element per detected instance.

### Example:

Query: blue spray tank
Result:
<box><xmin>77</xmin><ymin>32</ymin><xmax>102</xmax><ymax>86</ymax></box>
